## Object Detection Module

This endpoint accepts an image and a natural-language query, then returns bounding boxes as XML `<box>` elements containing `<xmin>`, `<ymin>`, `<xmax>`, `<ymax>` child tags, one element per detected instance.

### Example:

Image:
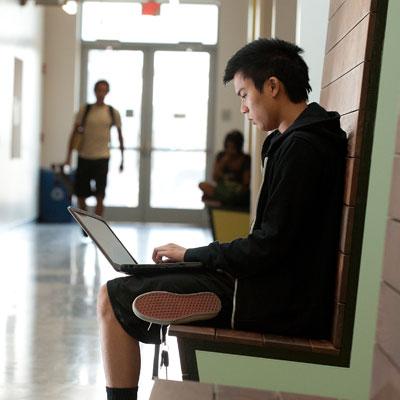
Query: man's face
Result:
<box><xmin>95</xmin><ymin>83</ymin><xmax>109</xmax><ymax>102</ymax></box>
<box><xmin>233</xmin><ymin>72</ymin><xmax>279</xmax><ymax>132</ymax></box>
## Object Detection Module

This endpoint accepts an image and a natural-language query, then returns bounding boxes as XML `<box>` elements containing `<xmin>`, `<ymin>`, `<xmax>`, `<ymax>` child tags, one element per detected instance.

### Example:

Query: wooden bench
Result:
<box><xmin>169</xmin><ymin>0</ymin><xmax>388</xmax><ymax>380</ymax></box>
<box><xmin>149</xmin><ymin>379</ymin><xmax>338</xmax><ymax>400</ymax></box>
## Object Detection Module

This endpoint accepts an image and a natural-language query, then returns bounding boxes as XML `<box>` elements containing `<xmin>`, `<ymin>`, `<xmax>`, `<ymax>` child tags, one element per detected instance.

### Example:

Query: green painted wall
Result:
<box><xmin>195</xmin><ymin>1</ymin><xmax>400</xmax><ymax>398</ymax></box>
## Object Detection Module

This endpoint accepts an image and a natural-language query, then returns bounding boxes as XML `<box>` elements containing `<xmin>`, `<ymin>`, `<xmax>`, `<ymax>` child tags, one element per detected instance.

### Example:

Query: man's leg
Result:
<box><xmin>74</xmin><ymin>157</ymin><xmax>90</xmax><ymax>212</ymax></box>
<box><xmin>97</xmin><ymin>284</ymin><xmax>141</xmax><ymax>390</ymax></box>
<box><xmin>77</xmin><ymin>196</ymin><xmax>87</xmax><ymax>210</ymax></box>
<box><xmin>100</xmin><ymin>270</ymin><xmax>234</xmax><ymax>398</ymax></box>
<box><xmin>95</xmin><ymin>195</ymin><xmax>105</xmax><ymax>217</ymax></box>
<box><xmin>94</xmin><ymin>158</ymin><xmax>109</xmax><ymax>217</ymax></box>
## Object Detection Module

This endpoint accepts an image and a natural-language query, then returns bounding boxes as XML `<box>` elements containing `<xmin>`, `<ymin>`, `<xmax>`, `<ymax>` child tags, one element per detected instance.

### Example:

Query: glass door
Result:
<box><xmin>147</xmin><ymin>50</ymin><xmax>210</xmax><ymax>218</ymax></box>
<box><xmin>82</xmin><ymin>45</ymin><xmax>213</xmax><ymax>223</ymax></box>
<box><xmin>84</xmin><ymin>49</ymin><xmax>144</xmax><ymax>220</ymax></box>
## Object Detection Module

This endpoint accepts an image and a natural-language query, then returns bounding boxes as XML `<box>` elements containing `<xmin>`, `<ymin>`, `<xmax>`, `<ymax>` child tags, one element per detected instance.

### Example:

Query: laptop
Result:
<box><xmin>68</xmin><ymin>207</ymin><xmax>203</xmax><ymax>275</ymax></box>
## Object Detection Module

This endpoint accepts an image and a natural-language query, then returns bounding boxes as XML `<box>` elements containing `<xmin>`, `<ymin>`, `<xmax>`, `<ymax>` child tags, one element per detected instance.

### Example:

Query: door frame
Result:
<box><xmin>80</xmin><ymin>41</ymin><xmax>217</xmax><ymax>225</ymax></box>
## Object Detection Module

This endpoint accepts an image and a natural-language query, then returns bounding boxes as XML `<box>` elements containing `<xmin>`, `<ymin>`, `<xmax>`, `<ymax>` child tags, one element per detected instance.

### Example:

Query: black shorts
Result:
<box><xmin>74</xmin><ymin>157</ymin><xmax>109</xmax><ymax>198</ymax></box>
<box><xmin>107</xmin><ymin>269</ymin><xmax>235</xmax><ymax>344</ymax></box>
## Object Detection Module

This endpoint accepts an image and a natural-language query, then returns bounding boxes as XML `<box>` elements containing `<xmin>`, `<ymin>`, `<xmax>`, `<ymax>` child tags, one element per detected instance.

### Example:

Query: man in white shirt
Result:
<box><xmin>65</xmin><ymin>80</ymin><xmax>124</xmax><ymax>217</ymax></box>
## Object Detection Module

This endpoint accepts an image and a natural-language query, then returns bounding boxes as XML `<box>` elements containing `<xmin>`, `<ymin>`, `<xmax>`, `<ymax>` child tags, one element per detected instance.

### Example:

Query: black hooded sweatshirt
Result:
<box><xmin>185</xmin><ymin>102</ymin><xmax>348</xmax><ymax>338</ymax></box>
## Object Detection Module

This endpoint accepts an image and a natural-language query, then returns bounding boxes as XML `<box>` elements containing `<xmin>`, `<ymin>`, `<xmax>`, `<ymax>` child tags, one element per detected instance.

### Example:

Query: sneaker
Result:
<box><xmin>132</xmin><ymin>291</ymin><xmax>221</xmax><ymax>325</ymax></box>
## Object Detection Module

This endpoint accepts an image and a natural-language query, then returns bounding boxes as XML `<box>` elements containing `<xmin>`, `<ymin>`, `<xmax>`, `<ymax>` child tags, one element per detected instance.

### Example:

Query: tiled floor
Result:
<box><xmin>0</xmin><ymin>221</ymin><xmax>212</xmax><ymax>400</ymax></box>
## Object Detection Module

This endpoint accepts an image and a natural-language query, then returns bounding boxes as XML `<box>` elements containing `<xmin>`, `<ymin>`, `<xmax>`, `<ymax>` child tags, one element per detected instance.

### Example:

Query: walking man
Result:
<box><xmin>65</xmin><ymin>80</ymin><xmax>124</xmax><ymax>217</ymax></box>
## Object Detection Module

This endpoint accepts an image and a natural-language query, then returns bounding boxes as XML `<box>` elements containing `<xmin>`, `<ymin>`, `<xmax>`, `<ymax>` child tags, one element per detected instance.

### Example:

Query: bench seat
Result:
<box><xmin>169</xmin><ymin>325</ymin><xmax>342</xmax><ymax>381</ymax></box>
<box><xmin>167</xmin><ymin>0</ymin><xmax>387</xmax><ymax>385</ymax></box>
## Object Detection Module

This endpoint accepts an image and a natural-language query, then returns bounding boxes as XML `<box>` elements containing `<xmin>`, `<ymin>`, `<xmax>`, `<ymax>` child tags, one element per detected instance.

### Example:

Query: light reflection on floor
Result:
<box><xmin>0</xmin><ymin>222</ymin><xmax>212</xmax><ymax>400</ymax></box>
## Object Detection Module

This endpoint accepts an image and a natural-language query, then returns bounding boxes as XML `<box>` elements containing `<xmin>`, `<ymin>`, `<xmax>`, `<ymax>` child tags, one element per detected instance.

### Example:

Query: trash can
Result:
<box><xmin>39</xmin><ymin>165</ymin><xmax>74</xmax><ymax>223</ymax></box>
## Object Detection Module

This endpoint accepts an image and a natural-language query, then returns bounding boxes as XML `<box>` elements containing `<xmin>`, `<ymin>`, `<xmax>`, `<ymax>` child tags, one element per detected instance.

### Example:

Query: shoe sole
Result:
<box><xmin>132</xmin><ymin>291</ymin><xmax>221</xmax><ymax>325</ymax></box>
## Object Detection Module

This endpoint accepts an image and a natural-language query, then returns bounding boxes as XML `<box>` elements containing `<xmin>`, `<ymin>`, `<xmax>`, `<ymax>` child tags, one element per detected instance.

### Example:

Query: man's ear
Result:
<box><xmin>268</xmin><ymin>77</ymin><xmax>280</xmax><ymax>98</ymax></box>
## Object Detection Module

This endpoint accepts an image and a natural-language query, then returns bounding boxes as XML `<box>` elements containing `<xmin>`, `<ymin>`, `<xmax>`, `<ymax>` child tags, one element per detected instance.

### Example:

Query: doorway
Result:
<box><xmin>81</xmin><ymin>44</ymin><xmax>215</xmax><ymax>223</ymax></box>
<box><xmin>79</xmin><ymin>1</ymin><xmax>218</xmax><ymax>223</ymax></box>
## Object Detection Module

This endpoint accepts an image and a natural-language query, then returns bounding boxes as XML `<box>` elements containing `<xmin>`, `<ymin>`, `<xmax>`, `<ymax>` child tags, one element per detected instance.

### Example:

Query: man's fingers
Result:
<box><xmin>152</xmin><ymin>243</ymin><xmax>185</xmax><ymax>263</ymax></box>
<box><xmin>152</xmin><ymin>247</ymin><xmax>163</xmax><ymax>263</ymax></box>
<box><xmin>152</xmin><ymin>245</ymin><xmax>171</xmax><ymax>263</ymax></box>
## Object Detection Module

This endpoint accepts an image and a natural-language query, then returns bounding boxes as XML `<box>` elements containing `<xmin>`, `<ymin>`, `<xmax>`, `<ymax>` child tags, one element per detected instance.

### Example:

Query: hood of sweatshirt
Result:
<box><xmin>262</xmin><ymin>102</ymin><xmax>347</xmax><ymax>162</ymax></box>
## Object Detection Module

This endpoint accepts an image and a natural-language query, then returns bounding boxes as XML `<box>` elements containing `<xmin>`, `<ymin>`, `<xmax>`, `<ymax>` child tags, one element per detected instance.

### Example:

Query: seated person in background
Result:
<box><xmin>199</xmin><ymin>130</ymin><xmax>251</xmax><ymax>208</ymax></box>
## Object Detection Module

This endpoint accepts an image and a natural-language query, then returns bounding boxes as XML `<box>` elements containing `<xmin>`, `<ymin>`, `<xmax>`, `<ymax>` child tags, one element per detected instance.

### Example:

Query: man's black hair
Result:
<box><xmin>223</xmin><ymin>38</ymin><xmax>311</xmax><ymax>103</ymax></box>
<box><xmin>94</xmin><ymin>79</ymin><xmax>110</xmax><ymax>92</ymax></box>
<box><xmin>224</xmin><ymin>129</ymin><xmax>244</xmax><ymax>152</ymax></box>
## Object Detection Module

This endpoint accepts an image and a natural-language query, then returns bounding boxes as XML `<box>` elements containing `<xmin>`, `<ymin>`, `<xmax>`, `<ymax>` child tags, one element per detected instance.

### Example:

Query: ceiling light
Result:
<box><xmin>62</xmin><ymin>0</ymin><xmax>77</xmax><ymax>15</ymax></box>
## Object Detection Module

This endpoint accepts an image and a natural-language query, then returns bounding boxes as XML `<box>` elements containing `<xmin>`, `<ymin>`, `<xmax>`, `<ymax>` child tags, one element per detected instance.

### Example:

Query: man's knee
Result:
<box><xmin>97</xmin><ymin>284</ymin><xmax>113</xmax><ymax>320</ymax></box>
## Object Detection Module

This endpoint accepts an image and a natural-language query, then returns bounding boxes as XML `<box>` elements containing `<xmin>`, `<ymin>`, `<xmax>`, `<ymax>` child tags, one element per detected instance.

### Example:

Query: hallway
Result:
<box><xmin>0</xmin><ymin>222</ymin><xmax>212</xmax><ymax>399</ymax></box>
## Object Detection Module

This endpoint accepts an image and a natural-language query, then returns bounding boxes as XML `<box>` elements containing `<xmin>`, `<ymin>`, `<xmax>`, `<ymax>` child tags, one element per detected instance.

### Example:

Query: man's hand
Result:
<box><xmin>152</xmin><ymin>243</ymin><xmax>187</xmax><ymax>264</ymax></box>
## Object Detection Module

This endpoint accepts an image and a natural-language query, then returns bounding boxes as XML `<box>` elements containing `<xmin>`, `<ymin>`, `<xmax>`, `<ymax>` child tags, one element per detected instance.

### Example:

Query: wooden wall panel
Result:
<box><xmin>339</xmin><ymin>205</ymin><xmax>354</xmax><ymax>254</ymax></box>
<box><xmin>281</xmin><ymin>392</ymin><xmax>337</xmax><ymax>400</ymax></box>
<box><xmin>335</xmin><ymin>254</ymin><xmax>350</xmax><ymax>303</ymax></box>
<box><xmin>370</xmin><ymin>90</ymin><xmax>400</xmax><ymax>397</ymax></box>
<box><xmin>344</xmin><ymin>157</ymin><xmax>359</xmax><ymax>206</ymax></box>
<box><xmin>149</xmin><ymin>380</ymin><xmax>338</xmax><ymax>400</ymax></box>
<box><xmin>217</xmin><ymin>385</ymin><xmax>278</xmax><ymax>400</ymax></box>
<box><xmin>376</xmin><ymin>283</ymin><xmax>400</xmax><ymax>371</ymax></box>
<box><xmin>149</xmin><ymin>380</ymin><xmax>214</xmax><ymax>400</ymax></box>
<box><xmin>322</xmin><ymin>14</ymin><xmax>374</xmax><ymax>87</ymax></box>
<box><xmin>382</xmin><ymin>220</ymin><xmax>400</xmax><ymax>293</ymax></box>
<box><xmin>320</xmin><ymin>62</ymin><xmax>365</xmax><ymax>115</ymax></box>
<box><xmin>396</xmin><ymin>116</ymin><xmax>400</xmax><ymax>154</ymax></box>
<box><xmin>331</xmin><ymin>302</ymin><xmax>345</xmax><ymax>348</ymax></box>
<box><xmin>325</xmin><ymin>0</ymin><xmax>376</xmax><ymax>52</ymax></box>
<box><xmin>370</xmin><ymin>345</ymin><xmax>400</xmax><ymax>400</ymax></box>
<box><xmin>340</xmin><ymin>111</ymin><xmax>363</xmax><ymax>157</ymax></box>
<box><xmin>171</xmin><ymin>0</ymin><xmax>389</xmax><ymax>378</ymax></box>
<box><xmin>329</xmin><ymin>0</ymin><xmax>345</xmax><ymax>19</ymax></box>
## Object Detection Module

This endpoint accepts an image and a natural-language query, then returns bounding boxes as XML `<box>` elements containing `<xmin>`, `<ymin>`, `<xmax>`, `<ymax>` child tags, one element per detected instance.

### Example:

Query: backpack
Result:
<box><xmin>81</xmin><ymin>103</ymin><xmax>116</xmax><ymax>128</ymax></box>
<box><xmin>71</xmin><ymin>103</ymin><xmax>116</xmax><ymax>151</ymax></box>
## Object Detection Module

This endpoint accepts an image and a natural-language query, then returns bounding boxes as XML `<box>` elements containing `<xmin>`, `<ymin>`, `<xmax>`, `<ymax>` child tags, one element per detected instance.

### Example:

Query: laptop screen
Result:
<box><xmin>75</xmin><ymin>212</ymin><xmax>137</xmax><ymax>266</ymax></box>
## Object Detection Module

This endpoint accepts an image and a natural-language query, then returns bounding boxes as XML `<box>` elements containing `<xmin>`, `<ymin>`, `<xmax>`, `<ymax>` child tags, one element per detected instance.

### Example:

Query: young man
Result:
<box><xmin>97</xmin><ymin>38</ymin><xmax>347</xmax><ymax>400</ymax></box>
<box><xmin>65</xmin><ymin>80</ymin><xmax>124</xmax><ymax>217</ymax></box>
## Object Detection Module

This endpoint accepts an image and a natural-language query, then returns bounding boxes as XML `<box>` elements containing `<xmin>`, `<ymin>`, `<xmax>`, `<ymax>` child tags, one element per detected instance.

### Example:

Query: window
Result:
<box><xmin>81</xmin><ymin>2</ymin><xmax>218</xmax><ymax>44</ymax></box>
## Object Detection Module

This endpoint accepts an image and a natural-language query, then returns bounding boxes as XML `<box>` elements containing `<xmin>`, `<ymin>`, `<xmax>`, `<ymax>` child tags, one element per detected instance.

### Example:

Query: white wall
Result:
<box><xmin>212</xmin><ymin>0</ymin><xmax>248</xmax><ymax>154</ymax></box>
<box><xmin>0</xmin><ymin>0</ymin><xmax>43</xmax><ymax>229</ymax></box>
<box><xmin>41</xmin><ymin>7</ymin><xmax>80</xmax><ymax>167</ymax></box>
